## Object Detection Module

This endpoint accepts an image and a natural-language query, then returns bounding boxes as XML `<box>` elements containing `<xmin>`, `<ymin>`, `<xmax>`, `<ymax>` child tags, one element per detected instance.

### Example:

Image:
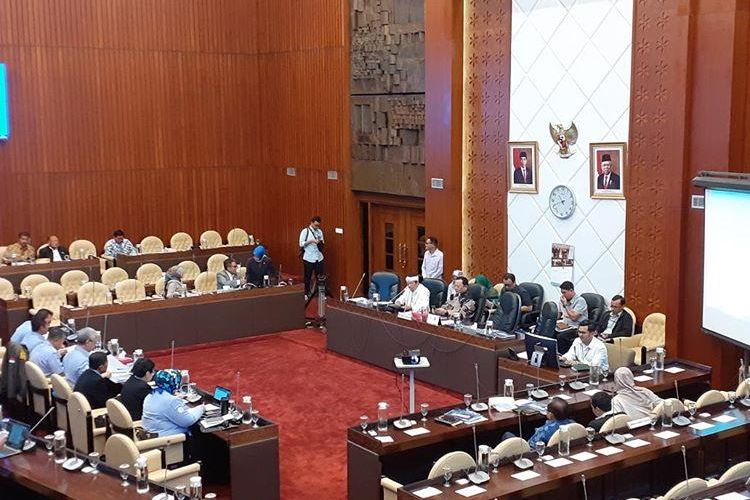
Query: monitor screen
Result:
<box><xmin>0</xmin><ymin>64</ymin><xmax>8</xmax><ymax>141</ymax></box>
<box><xmin>213</xmin><ymin>386</ymin><xmax>231</xmax><ymax>401</ymax></box>
<box><xmin>6</xmin><ymin>420</ymin><xmax>29</xmax><ymax>449</ymax></box>
<box><xmin>524</xmin><ymin>331</ymin><xmax>559</xmax><ymax>369</ymax></box>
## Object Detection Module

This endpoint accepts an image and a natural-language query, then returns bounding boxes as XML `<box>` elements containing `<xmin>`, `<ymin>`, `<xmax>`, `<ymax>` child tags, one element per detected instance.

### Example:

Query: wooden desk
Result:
<box><xmin>397</xmin><ymin>401</ymin><xmax>749</xmax><ymax>499</ymax></box>
<box><xmin>701</xmin><ymin>477</ymin><xmax>750</xmax><ymax>498</ymax></box>
<box><xmin>0</xmin><ymin>297</ymin><xmax>32</xmax><ymax>344</ymax></box>
<box><xmin>0</xmin><ymin>259</ymin><xmax>102</xmax><ymax>291</ymax></box>
<box><xmin>59</xmin><ymin>284</ymin><xmax>305</xmax><ymax>351</ymax></box>
<box><xmin>327</xmin><ymin>300</ymin><xmax>523</xmax><ymax>395</ymax></box>
<box><xmin>346</xmin><ymin>360</ymin><xmax>711</xmax><ymax>500</ymax></box>
<box><xmin>113</xmin><ymin>245</ymin><xmax>256</xmax><ymax>276</ymax></box>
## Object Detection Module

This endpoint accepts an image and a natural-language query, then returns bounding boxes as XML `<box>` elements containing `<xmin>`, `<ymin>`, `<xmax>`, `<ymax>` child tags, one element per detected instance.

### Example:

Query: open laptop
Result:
<box><xmin>0</xmin><ymin>420</ymin><xmax>30</xmax><ymax>458</ymax></box>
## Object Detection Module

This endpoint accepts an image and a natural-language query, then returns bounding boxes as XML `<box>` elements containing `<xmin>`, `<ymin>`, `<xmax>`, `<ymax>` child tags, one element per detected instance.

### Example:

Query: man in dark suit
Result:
<box><xmin>587</xmin><ymin>392</ymin><xmax>622</xmax><ymax>432</ymax></box>
<box><xmin>594</xmin><ymin>295</ymin><xmax>633</xmax><ymax>339</ymax></box>
<box><xmin>513</xmin><ymin>151</ymin><xmax>533</xmax><ymax>184</ymax></box>
<box><xmin>120</xmin><ymin>358</ymin><xmax>155</xmax><ymax>420</ymax></box>
<box><xmin>73</xmin><ymin>351</ymin><xmax>122</xmax><ymax>410</ymax></box>
<box><xmin>37</xmin><ymin>235</ymin><xmax>69</xmax><ymax>261</ymax></box>
<box><xmin>596</xmin><ymin>153</ymin><xmax>621</xmax><ymax>190</ymax></box>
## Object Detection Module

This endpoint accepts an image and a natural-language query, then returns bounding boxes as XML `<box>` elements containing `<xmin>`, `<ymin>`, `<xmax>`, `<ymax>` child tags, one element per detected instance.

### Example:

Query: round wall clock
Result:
<box><xmin>549</xmin><ymin>185</ymin><xmax>576</xmax><ymax>219</ymax></box>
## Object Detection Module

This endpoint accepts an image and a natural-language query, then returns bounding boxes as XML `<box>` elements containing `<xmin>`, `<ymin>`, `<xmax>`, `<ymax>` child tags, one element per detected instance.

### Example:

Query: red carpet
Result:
<box><xmin>148</xmin><ymin>328</ymin><xmax>460</xmax><ymax>499</ymax></box>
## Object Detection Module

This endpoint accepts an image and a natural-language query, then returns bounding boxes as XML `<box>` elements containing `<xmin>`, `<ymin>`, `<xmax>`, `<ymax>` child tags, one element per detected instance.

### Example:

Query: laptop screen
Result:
<box><xmin>6</xmin><ymin>420</ymin><xmax>29</xmax><ymax>449</ymax></box>
<box><xmin>213</xmin><ymin>386</ymin><xmax>231</xmax><ymax>401</ymax></box>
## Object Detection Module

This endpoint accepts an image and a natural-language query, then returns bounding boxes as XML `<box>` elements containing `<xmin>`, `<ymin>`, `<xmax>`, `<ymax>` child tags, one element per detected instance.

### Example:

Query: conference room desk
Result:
<box><xmin>0</xmin><ymin>259</ymin><xmax>102</xmax><ymax>291</ymax></box>
<box><xmin>327</xmin><ymin>300</ymin><xmax>523</xmax><ymax>395</ymax></box>
<box><xmin>112</xmin><ymin>244</ymin><xmax>256</xmax><ymax>275</ymax></box>
<box><xmin>0</xmin><ymin>297</ymin><xmax>32</xmax><ymax>344</ymax></box>
<box><xmin>397</xmin><ymin>401</ymin><xmax>750</xmax><ymax>499</ymax></box>
<box><xmin>346</xmin><ymin>359</ymin><xmax>711</xmax><ymax>500</ymax></box>
<box><xmin>59</xmin><ymin>284</ymin><xmax>305</xmax><ymax>351</ymax></box>
<box><xmin>701</xmin><ymin>477</ymin><xmax>750</xmax><ymax>498</ymax></box>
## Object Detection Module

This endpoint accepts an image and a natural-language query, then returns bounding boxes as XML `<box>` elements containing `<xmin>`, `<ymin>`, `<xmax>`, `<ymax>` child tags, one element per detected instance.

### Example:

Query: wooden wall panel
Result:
<box><xmin>0</xmin><ymin>0</ymin><xmax>359</xmax><ymax>290</ymax></box>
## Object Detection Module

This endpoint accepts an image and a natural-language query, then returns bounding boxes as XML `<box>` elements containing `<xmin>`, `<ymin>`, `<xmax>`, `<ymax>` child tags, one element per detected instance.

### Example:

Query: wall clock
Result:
<box><xmin>549</xmin><ymin>185</ymin><xmax>576</xmax><ymax>219</ymax></box>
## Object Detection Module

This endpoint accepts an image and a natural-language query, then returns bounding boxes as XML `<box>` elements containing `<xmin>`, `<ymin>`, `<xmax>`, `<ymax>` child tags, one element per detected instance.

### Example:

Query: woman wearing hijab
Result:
<box><xmin>164</xmin><ymin>265</ymin><xmax>184</xmax><ymax>298</ymax></box>
<box><xmin>610</xmin><ymin>367</ymin><xmax>662</xmax><ymax>419</ymax></box>
<box><xmin>142</xmin><ymin>369</ymin><xmax>204</xmax><ymax>437</ymax></box>
<box><xmin>245</xmin><ymin>245</ymin><xmax>277</xmax><ymax>287</ymax></box>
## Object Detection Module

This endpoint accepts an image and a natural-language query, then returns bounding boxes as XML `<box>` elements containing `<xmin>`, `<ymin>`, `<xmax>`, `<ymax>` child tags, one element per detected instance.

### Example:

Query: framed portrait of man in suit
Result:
<box><xmin>590</xmin><ymin>142</ymin><xmax>626</xmax><ymax>200</ymax></box>
<box><xmin>508</xmin><ymin>141</ymin><xmax>539</xmax><ymax>194</ymax></box>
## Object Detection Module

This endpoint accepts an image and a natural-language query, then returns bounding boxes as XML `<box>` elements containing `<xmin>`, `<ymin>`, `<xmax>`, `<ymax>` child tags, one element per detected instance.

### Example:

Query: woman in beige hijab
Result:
<box><xmin>610</xmin><ymin>367</ymin><xmax>662</xmax><ymax>419</ymax></box>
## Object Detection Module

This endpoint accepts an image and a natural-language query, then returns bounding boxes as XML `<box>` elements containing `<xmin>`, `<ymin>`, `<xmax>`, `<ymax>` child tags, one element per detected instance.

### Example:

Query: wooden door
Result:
<box><xmin>369</xmin><ymin>204</ymin><xmax>426</xmax><ymax>283</ymax></box>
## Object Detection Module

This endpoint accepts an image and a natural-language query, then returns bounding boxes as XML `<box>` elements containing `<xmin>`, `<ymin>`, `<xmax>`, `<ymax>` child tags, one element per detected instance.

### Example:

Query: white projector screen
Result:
<box><xmin>703</xmin><ymin>188</ymin><xmax>750</xmax><ymax>347</ymax></box>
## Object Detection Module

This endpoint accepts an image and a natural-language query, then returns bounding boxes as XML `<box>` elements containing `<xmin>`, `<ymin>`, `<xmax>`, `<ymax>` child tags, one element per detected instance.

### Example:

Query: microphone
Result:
<box><xmin>23</xmin><ymin>407</ymin><xmax>56</xmax><ymax>451</ymax></box>
<box><xmin>393</xmin><ymin>373</ymin><xmax>412</xmax><ymax>429</ymax></box>
<box><xmin>672</xmin><ymin>381</ymin><xmax>690</xmax><ymax>426</ymax></box>
<box><xmin>471</xmin><ymin>363</ymin><xmax>489</xmax><ymax>412</ymax></box>
<box><xmin>513</xmin><ymin>410</ymin><xmax>533</xmax><ymax>469</ymax></box>
<box><xmin>170</xmin><ymin>340</ymin><xmax>175</xmax><ymax>370</ymax></box>
<box><xmin>581</xmin><ymin>474</ymin><xmax>589</xmax><ymax>500</ymax></box>
<box><xmin>350</xmin><ymin>273</ymin><xmax>366</xmax><ymax>299</ymax></box>
<box><xmin>680</xmin><ymin>445</ymin><xmax>690</xmax><ymax>499</ymax></box>
<box><xmin>468</xmin><ymin>424</ymin><xmax>490</xmax><ymax>484</ymax></box>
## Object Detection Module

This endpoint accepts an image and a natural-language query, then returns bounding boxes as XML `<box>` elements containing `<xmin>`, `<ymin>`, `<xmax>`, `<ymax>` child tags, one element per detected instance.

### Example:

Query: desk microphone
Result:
<box><xmin>513</xmin><ymin>410</ymin><xmax>533</xmax><ymax>469</ymax></box>
<box><xmin>468</xmin><ymin>425</ymin><xmax>490</xmax><ymax>484</ymax></box>
<box><xmin>604</xmin><ymin>412</ymin><xmax>625</xmax><ymax>445</ymax></box>
<box><xmin>152</xmin><ymin>439</ymin><xmax>172</xmax><ymax>500</ymax></box>
<box><xmin>350</xmin><ymin>273</ymin><xmax>366</xmax><ymax>299</ymax></box>
<box><xmin>393</xmin><ymin>373</ymin><xmax>412</xmax><ymax>429</ymax></box>
<box><xmin>581</xmin><ymin>474</ymin><xmax>589</xmax><ymax>500</ymax></box>
<box><xmin>471</xmin><ymin>363</ymin><xmax>488</xmax><ymax>412</ymax></box>
<box><xmin>672</xmin><ymin>380</ymin><xmax>690</xmax><ymax>426</ymax></box>
<box><xmin>23</xmin><ymin>407</ymin><xmax>56</xmax><ymax>451</ymax></box>
<box><xmin>680</xmin><ymin>445</ymin><xmax>690</xmax><ymax>499</ymax></box>
<box><xmin>530</xmin><ymin>348</ymin><xmax>549</xmax><ymax>399</ymax></box>
<box><xmin>170</xmin><ymin>340</ymin><xmax>175</xmax><ymax>370</ymax></box>
<box><xmin>389</xmin><ymin>286</ymin><xmax>408</xmax><ymax>303</ymax></box>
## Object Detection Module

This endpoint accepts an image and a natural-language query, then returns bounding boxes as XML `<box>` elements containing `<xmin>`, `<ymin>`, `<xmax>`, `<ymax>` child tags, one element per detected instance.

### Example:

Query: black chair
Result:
<box><xmin>491</xmin><ymin>291</ymin><xmax>521</xmax><ymax>333</ymax></box>
<box><xmin>466</xmin><ymin>284</ymin><xmax>487</xmax><ymax>323</ymax></box>
<box><xmin>518</xmin><ymin>282</ymin><xmax>544</xmax><ymax>328</ymax></box>
<box><xmin>581</xmin><ymin>293</ymin><xmax>607</xmax><ymax>326</ymax></box>
<box><xmin>536</xmin><ymin>301</ymin><xmax>558</xmax><ymax>338</ymax></box>
<box><xmin>421</xmin><ymin>278</ymin><xmax>447</xmax><ymax>309</ymax></box>
<box><xmin>368</xmin><ymin>272</ymin><xmax>400</xmax><ymax>301</ymax></box>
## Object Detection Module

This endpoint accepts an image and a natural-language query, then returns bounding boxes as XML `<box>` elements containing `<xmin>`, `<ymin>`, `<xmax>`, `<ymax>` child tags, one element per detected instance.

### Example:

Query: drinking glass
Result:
<box><xmin>463</xmin><ymin>394</ymin><xmax>472</xmax><ymax>409</ymax></box>
<box><xmin>535</xmin><ymin>441</ymin><xmax>545</xmax><ymax>461</ymax></box>
<box><xmin>650</xmin><ymin>356</ymin><xmax>657</xmax><ymax>372</ymax></box>
<box><xmin>88</xmin><ymin>452</ymin><xmax>100</xmax><ymax>474</ymax></box>
<box><xmin>601</xmin><ymin>367</ymin><xmax>609</xmax><ymax>382</ymax></box>
<box><xmin>586</xmin><ymin>427</ymin><xmax>595</xmax><ymax>447</ymax></box>
<box><xmin>729</xmin><ymin>391</ymin><xmax>737</xmax><ymax>409</ymax></box>
<box><xmin>559</xmin><ymin>375</ymin><xmax>566</xmax><ymax>392</ymax></box>
<box><xmin>442</xmin><ymin>466</ymin><xmax>452</xmax><ymax>487</ymax></box>
<box><xmin>174</xmin><ymin>484</ymin><xmax>187</xmax><ymax>500</ymax></box>
<box><xmin>688</xmin><ymin>401</ymin><xmax>697</xmax><ymax>421</ymax></box>
<box><xmin>649</xmin><ymin>414</ymin><xmax>658</xmax><ymax>431</ymax></box>
<box><xmin>360</xmin><ymin>415</ymin><xmax>368</xmax><ymax>432</ymax></box>
<box><xmin>44</xmin><ymin>434</ymin><xmax>54</xmax><ymax>455</ymax></box>
<box><xmin>490</xmin><ymin>452</ymin><xmax>500</xmax><ymax>473</ymax></box>
<box><xmin>119</xmin><ymin>464</ymin><xmax>130</xmax><ymax>487</ymax></box>
<box><xmin>250</xmin><ymin>409</ymin><xmax>260</xmax><ymax>428</ymax></box>
<box><xmin>420</xmin><ymin>403</ymin><xmax>429</xmax><ymax>422</ymax></box>
<box><xmin>526</xmin><ymin>383</ymin><xmax>535</xmax><ymax>399</ymax></box>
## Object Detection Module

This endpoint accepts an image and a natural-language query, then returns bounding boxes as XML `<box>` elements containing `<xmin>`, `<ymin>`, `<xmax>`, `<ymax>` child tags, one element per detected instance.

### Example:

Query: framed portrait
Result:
<box><xmin>590</xmin><ymin>142</ymin><xmax>627</xmax><ymax>200</ymax></box>
<box><xmin>508</xmin><ymin>141</ymin><xmax>539</xmax><ymax>194</ymax></box>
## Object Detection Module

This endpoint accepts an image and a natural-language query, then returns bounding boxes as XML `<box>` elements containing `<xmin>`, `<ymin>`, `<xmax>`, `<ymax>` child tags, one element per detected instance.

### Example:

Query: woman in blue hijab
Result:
<box><xmin>141</xmin><ymin>369</ymin><xmax>204</xmax><ymax>436</ymax></box>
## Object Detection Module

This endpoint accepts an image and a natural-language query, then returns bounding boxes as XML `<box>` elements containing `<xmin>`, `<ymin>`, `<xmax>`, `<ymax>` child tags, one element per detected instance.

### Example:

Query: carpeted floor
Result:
<box><xmin>148</xmin><ymin>328</ymin><xmax>460</xmax><ymax>499</ymax></box>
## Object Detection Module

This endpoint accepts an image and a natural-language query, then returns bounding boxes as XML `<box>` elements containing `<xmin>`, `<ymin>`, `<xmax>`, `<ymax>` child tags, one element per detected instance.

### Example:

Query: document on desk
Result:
<box><xmin>583</xmin><ymin>389</ymin><xmax>601</xmax><ymax>397</ymax></box>
<box><xmin>545</xmin><ymin>457</ymin><xmax>573</xmax><ymax>468</ymax></box>
<box><xmin>623</xmin><ymin>439</ymin><xmax>650</xmax><ymax>448</ymax></box>
<box><xmin>664</xmin><ymin>366</ymin><xmax>685</xmax><ymax>374</ymax></box>
<box><xmin>455</xmin><ymin>485</ymin><xmax>486</xmax><ymax>497</ymax></box>
<box><xmin>596</xmin><ymin>446</ymin><xmax>624</xmax><ymax>456</ymax></box>
<box><xmin>653</xmin><ymin>430</ymin><xmax>680</xmax><ymax>439</ymax></box>
<box><xmin>552</xmin><ymin>394</ymin><xmax>572</xmax><ymax>400</ymax></box>
<box><xmin>204</xmin><ymin>403</ymin><xmax>220</xmax><ymax>412</ymax></box>
<box><xmin>404</xmin><ymin>427</ymin><xmax>430</xmax><ymax>437</ymax></box>
<box><xmin>712</xmin><ymin>414</ymin><xmax>737</xmax><ymax>423</ymax></box>
<box><xmin>633</xmin><ymin>375</ymin><xmax>653</xmax><ymax>382</ymax></box>
<box><xmin>570</xmin><ymin>451</ymin><xmax>597</xmax><ymax>461</ymax></box>
<box><xmin>689</xmin><ymin>422</ymin><xmax>714</xmax><ymax>430</ymax></box>
<box><xmin>374</xmin><ymin>436</ymin><xmax>394</xmax><ymax>443</ymax></box>
<box><xmin>511</xmin><ymin>470</ymin><xmax>540</xmax><ymax>481</ymax></box>
<box><xmin>715</xmin><ymin>492</ymin><xmax>750</xmax><ymax>500</ymax></box>
<box><xmin>412</xmin><ymin>486</ymin><xmax>442</xmax><ymax>498</ymax></box>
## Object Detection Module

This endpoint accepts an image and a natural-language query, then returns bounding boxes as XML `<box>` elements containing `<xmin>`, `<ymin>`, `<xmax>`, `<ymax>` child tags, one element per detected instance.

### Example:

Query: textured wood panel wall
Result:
<box><xmin>0</xmin><ymin>0</ymin><xmax>358</xmax><ymax>287</ymax></box>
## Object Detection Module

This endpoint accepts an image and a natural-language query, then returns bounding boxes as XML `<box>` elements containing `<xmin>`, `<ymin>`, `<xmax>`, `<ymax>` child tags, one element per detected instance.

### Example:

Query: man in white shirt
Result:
<box><xmin>421</xmin><ymin>236</ymin><xmax>443</xmax><ymax>279</ymax></box>
<box><xmin>559</xmin><ymin>321</ymin><xmax>609</xmax><ymax>372</ymax></box>
<box><xmin>394</xmin><ymin>276</ymin><xmax>431</xmax><ymax>312</ymax></box>
<box><xmin>299</xmin><ymin>215</ymin><xmax>325</xmax><ymax>298</ymax></box>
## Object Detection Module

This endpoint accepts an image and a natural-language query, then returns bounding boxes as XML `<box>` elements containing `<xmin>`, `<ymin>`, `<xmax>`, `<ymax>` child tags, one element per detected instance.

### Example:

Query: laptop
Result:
<box><xmin>213</xmin><ymin>386</ymin><xmax>231</xmax><ymax>402</ymax></box>
<box><xmin>0</xmin><ymin>420</ymin><xmax>30</xmax><ymax>458</ymax></box>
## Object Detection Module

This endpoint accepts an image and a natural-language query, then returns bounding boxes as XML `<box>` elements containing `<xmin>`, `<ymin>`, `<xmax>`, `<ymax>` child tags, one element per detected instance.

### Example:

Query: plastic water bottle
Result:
<box><xmin>558</xmin><ymin>425</ymin><xmax>570</xmax><ymax>456</ymax></box>
<box><xmin>340</xmin><ymin>285</ymin><xmax>349</xmax><ymax>302</ymax></box>
<box><xmin>189</xmin><ymin>476</ymin><xmax>203</xmax><ymax>499</ymax></box>
<box><xmin>503</xmin><ymin>379</ymin><xmax>515</xmax><ymax>398</ymax></box>
<box><xmin>662</xmin><ymin>400</ymin><xmax>673</xmax><ymax>428</ymax></box>
<box><xmin>53</xmin><ymin>430</ymin><xmax>67</xmax><ymax>464</ymax></box>
<box><xmin>135</xmin><ymin>455</ymin><xmax>149</xmax><ymax>493</ymax></box>
<box><xmin>589</xmin><ymin>365</ymin><xmax>600</xmax><ymax>386</ymax></box>
<box><xmin>656</xmin><ymin>347</ymin><xmax>666</xmax><ymax>371</ymax></box>
<box><xmin>377</xmin><ymin>402</ymin><xmax>389</xmax><ymax>433</ymax></box>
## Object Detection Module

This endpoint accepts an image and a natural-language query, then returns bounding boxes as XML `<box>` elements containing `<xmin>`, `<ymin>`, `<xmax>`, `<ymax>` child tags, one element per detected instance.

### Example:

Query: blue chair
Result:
<box><xmin>422</xmin><ymin>278</ymin><xmax>447</xmax><ymax>309</ymax></box>
<box><xmin>368</xmin><ymin>272</ymin><xmax>400</xmax><ymax>301</ymax></box>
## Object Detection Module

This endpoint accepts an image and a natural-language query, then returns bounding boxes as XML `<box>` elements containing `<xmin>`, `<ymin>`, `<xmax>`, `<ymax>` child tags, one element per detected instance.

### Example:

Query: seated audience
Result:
<box><xmin>217</xmin><ymin>258</ymin><xmax>244</xmax><ymax>289</ymax></box>
<box><xmin>556</xmin><ymin>281</ymin><xmax>588</xmax><ymax>353</ymax></box>
<box><xmin>73</xmin><ymin>351</ymin><xmax>123</xmax><ymax>410</ymax></box>
<box><xmin>595</xmin><ymin>295</ymin><xmax>633</xmax><ymax>338</ymax></box>
<box><xmin>587</xmin><ymin>392</ymin><xmax>622</xmax><ymax>432</ymax></box>
<box><xmin>142</xmin><ymin>369</ymin><xmax>205</xmax><ymax>437</ymax></box>
<box><xmin>37</xmin><ymin>235</ymin><xmax>69</xmax><ymax>261</ymax></box>
<box><xmin>611</xmin><ymin>367</ymin><xmax>662</xmax><ymax>419</ymax></box>
<box><xmin>393</xmin><ymin>276</ymin><xmax>430</xmax><ymax>312</ymax></box>
<box><xmin>473</xmin><ymin>275</ymin><xmax>499</xmax><ymax>302</ymax></box>
<box><xmin>11</xmin><ymin>309</ymin><xmax>52</xmax><ymax>354</ymax></box>
<box><xmin>445</xmin><ymin>270</ymin><xmax>464</xmax><ymax>302</ymax></box>
<box><xmin>501</xmin><ymin>273</ymin><xmax>532</xmax><ymax>313</ymax></box>
<box><xmin>164</xmin><ymin>265</ymin><xmax>185</xmax><ymax>298</ymax></box>
<box><xmin>2</xmin><ymin>231</ymin><xmax>36</xmax><ymax>263</ymax></box>
<box><xmin>245</xmin><ymin>245</ymin><xmax>276</xmax><ymax>287</ymax></box>
<box><xmin>63</xmin><ymin>327</ymin><xmax>98</xmax><ymax>387</ymax></box>
<box><xmin>435</xmin><ymin>276</ymin><xmax>475</xmax><ymax>320</ymax></box>
<box><xmin>527</xmin><ymin>398</ymin><xmax>574</xmax><ymax>446</ymax></box>
<box><xmin>559</xmin><ymin>321</ymin><xmax>609</xmax><ymax>372</ymax></box>
<box><xmin>104</xmin><ymin>229</ymin><xmax>138</xmax><ymax>257</ymax></box>
<box><xmin>120</xmin><ymin>358</ymin><xmax>155</xmax><ymax>420</ymax></box>
<box><xmin>29</xmin><ymin>327</ymin><xmax>66</xmax><ymax>376</ymax></box>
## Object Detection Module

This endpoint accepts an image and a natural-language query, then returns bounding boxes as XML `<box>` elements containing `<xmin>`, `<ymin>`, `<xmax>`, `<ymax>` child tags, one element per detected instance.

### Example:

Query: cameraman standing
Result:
<box><xmin>299</xmin><ymin>215</ymin><xmax>325</xmax><ymax>299</ymax></box>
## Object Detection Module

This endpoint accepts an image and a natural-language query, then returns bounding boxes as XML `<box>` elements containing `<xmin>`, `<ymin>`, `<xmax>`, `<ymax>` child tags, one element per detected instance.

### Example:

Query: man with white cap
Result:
<box><xmin>394</xmin><ymin>275</ymin><xmax>431</xmax><ymax>312</ymax></box>
<box><xmin>446</xmin><ymin>270</ymin><xmax>464</xmax><ymax>302</ymax></box>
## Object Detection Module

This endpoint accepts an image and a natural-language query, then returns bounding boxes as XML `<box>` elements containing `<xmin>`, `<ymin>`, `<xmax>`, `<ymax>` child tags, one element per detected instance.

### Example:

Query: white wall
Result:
<box><xmin>507</xmin><ymin>0</ymin><xmax>632</xmax><ymax>304</ymax></box>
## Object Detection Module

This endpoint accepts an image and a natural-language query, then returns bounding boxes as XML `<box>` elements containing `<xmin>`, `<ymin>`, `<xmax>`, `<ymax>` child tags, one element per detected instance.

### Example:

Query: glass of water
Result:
<box><xmin>174</xmin><ymin>484</ymin><xmax>187</xmax><ymax>500</ymax></box>
<box><xmin>535</xmin><ymin>441</ymin><xmax>545</xmax><ymax>461</ymax></box>
<box><xmin>688</xmin><ymin>401</ymin><xmax>697</xmax><ymax>421</ymax></box>
<box><xmin>526</xmin><ymin>383</ymin><xmax>535</xmax><ymax>398</ymax></box>
<box><xmin>442</xmin><ymin>466</ymin><xmax>452</xmax><ymax>487</ymax></box>
<box><xmin>119</xmin><ymin>464</ymin><xmax>130</xmax><ymax>486</ymax></box>
<box><xmin>729</xmin><ymin>391</ymin><xmax>737</xmax><ymax>409</ymax></box>
<box><xmin>649</xmin><ymin>414</ymin><xmax>658</xmax><ymax>430</ymax></box>
<box><xmin>464</xmin><ymin>394</ymin><xmax>472</xmax><ymax>409</ymax></box>
<box><xmin>250</xmin><ymin>409</ymin><xmax>260</xmax><ymax>428</ymax></box>
<box><xmin>420</xmin><ymin>403</ymin><xmax>429</xmax><ymax>422</ymax></box>
<box><xmin>360</xmin><ymin>415</ymin><xmax>368</xmax><ymax>432</ymax></box>
<box><xmin>559</xmin><ymin>375</ymin><xmax>566</xmax><ymax>392</ymax></box>
<box><xmin>586</xmin><ymin>427</ymin><xmax>595</xmax><ymax>447</ymax></box>
<box><xmin>88</xmin><ymin>452</ymin><xmax>100</xmax><ymax>474</ymax></box>
<box><xmin>490</xmin><ymin>452</ymin><xmax>500</xmax><ymax>473</ymax></box>
<box><xmin>44</xmin><ymin>434</ymin><xmax>55</xmax><ymax>456</ymax></box>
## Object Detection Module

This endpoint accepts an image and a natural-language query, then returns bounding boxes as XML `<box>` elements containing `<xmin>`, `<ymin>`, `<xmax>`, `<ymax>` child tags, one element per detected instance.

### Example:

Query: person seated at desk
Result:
<box><xmin>245</xmin><ymin>245</ymin><xmax>276</xmax><ymax>287</ymax></box>
<box><xmin>37</xmin><ymin>235</ymin><xmax>69</xmax><ymax>262</ymax></box>
<box><xmin>164</xmin><ymin>265</ymin><xmax>185</xmax><ymax>298</ymax></box>
<box><xmin>393</xmin><ymin>276</ymin><xmax>430</xmax><ymax>312</ymax></box>
<box><xmin>434</xmin><ymin>276</ymin><xmax>475</xmax><ymax>321</ymax></box>
<box><xmin>29</xmin><ymin>327</ymin><xmax>66</xmax><ymax>376</ymax></box>
<box><xmin>63</xmin><ymin>327</ymin><xmax>98</xmax><ymax>387</ymax></box>
<box><xmin>502</xmin><ymin>399</ymin><xmax>574</xmax><ymax>446</ymax></box>
<box><xmin>594</xmin><ymin>295</ymin><xmax>633</xmax><ymax>339</ymax></box>
<box><xmin>588</xmin><ymin>392</ymin><xmax>623</xmax><ymax>432</ymax></box>
<box><xmin>120</xmin><ymin>358</ymin><xmax>155</xmax><ymax>420</ymax></box>
<box><xmin>217</xmin><ymin>258</ymin><xmax>244</xmax><ymax>289</ymax></box>
<box><xmin>501</xmin><ymin>273</ymin><xmax>532</xmax><ymax>313</ymax></box>
<box><xmin>610</xmin><ymin>367</ymin><xmax>662</xmax><ymax>420</ymax></box>
<box><xmin>473</xmin><ymin>275</ymin><xmax>498</xmax><ymax>304</ymax></box>
<box><xmin>445</xmin><ymin>270</ymin><xmax>464</xmax><ymax>302</ymax></box>
<box><xmin>104</xmin><ymin>229</ymin><xmax>138</xmax><ymax>257</ymax></box>
<box><xmin>556</xmin><ymin>281</ymin><xmax>588</xmax><ymax>353</ymax></box>
<box><xmin>10</xmin><ymin>309</ymin><xmax>52</xmax><ymax>354</ymax></box>
<box><xmin>2</xmin><ymin>231</ymin><xmax>36</xmax><ymax>263</ymax></box>
<box><xmin>74</xmin><ymin>351</ymin><xmax>123</xmax><ymax>410</ymax></box>
<box><xmin>142</xmin><ymin>369</ymin><xmax>205</xmax><ymax>437</ymax></box>
<box><xmin>559</xmin><ymin>321</ymin><xmax>609</xmax><ymax>373</ymax></box>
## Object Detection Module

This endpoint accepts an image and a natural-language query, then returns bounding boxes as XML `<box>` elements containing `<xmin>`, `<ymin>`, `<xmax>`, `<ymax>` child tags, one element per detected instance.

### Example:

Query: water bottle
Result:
<box><xmin>53</xmin><ymin>430</ymin><xmax>67</xmax><ymax>464</ymax></box>
<box><xmin>478</xmin><ymin>445</ymin><xmax>492</xmax><ymax>472</ymax></box>
<box><xmin>94</xmin><ymin>330</ymin><xmax>102</xmax><ymax>351</ymax></box>
<box><xmin>242</xmin><ymin>396</ymin><xmax>253</xmax><ymax>425</ymax></box>
<box><xmin>106</xmin><ymin>290</ymin><xmax>113</xmax><ymax>303</ymax></box>
<box><xmin>181</xmin><ymin>283</ymin><xmax>188</xmax><ymax>297</ymax></box>
<box><xmin>656</xmin><ymin>347</ymin><xmax>666</xmax><ymax>371</ymax></box>
<box><xmin>503</xmin><ymin>379</ymin><xmax>515</xmax><ymax>398</ymax></box>
<box><xmin>485</xmin><ymin>320</ymin><xmax>494</xmax><ymax>336</ymax></box>
<box><xmin>372</xmin><ymin>292</ymin><xmax>380</xmax><ymax>308</ymax></box>
<box><xmin>589</xmin><ymin>365</ymin><xmax>600</xmax><ymax>386</ymax></box>
<box><xmin>340</xmin><ymin>285</ymin><xmax>349</xmax><ymax>302</ymax></box>
<box><xmin>67</xmin><ymin>318</ymin><xmax>76</xmax><ymax>332</ymax></box>
<box><xmin>135</xmin><ymin>455</ymin><xmax>149</xmax><ymax>493</ymax></box>
<box><xmin>263</xmin><ymin>275</ymin><xmax>270</xmax><ymax>288</ymax></box>
<box><xmin>558</xmin><ymin>424</ymin><xmax>570</xmax><ymax>456</ymax></box>
<box><xmin>377</xmin><ymin>402</ymin><xmax>389</xmax><ymax>433</ymax></box>
<box><xmin>662</xmin><ymin>399</ymin><xmax>673</xmax><ymax>428</ymax></box>
<box><xmin>189</xmin><ymin>476</ymin><xmax>203</xmax><ymax>499</ymax></box>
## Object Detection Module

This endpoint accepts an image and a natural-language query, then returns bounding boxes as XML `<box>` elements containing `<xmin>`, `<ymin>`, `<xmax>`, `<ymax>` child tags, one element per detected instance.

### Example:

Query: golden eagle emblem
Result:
<box><xmin>549</xmin><ymin>122</ymin><xmax>578</xmax><ymax>158</ymax></box>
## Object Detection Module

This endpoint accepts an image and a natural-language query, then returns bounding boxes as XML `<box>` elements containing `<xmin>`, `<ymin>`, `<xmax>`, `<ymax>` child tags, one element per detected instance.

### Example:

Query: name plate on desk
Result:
<box><xmin>397</xmin><ymin>311</ymin><xmax>413</xmax><ymax>321</ymax></box>
<box><xmin>426</xmin><ymin>314</ymin><xmax>441</xmax><ymax>326</ymax></box>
